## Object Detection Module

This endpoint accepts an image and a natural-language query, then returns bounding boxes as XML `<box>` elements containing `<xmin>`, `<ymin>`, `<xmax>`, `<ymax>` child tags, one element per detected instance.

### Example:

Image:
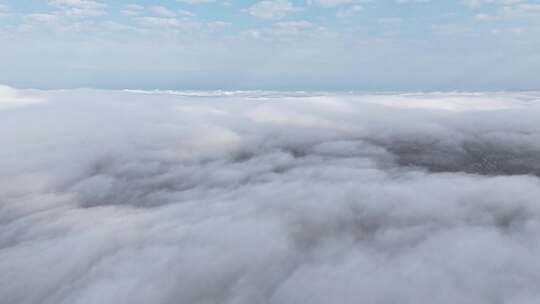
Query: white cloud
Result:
<box><xmin>135</xmin><ymin>17</ymin><xmax>183</xmax><ymax>27</ymax></box>
<box><xmin>121</xmin><ymin>4</ymin><xmax>144</xmax><ymax>16</ymax></box>
<box><xmin>132</xmin><ymin>16</ymin><xmax>200</xmax><ymax>32</ymax></box>
<box><xmin>336</xmin><ymin>4</ymin><xmax>364</xmax><ymax>17</ymax></box>
<box><xmin>49</xmin><ymin>0</ymin><xmax>106</xmax><ymax>7</ymax></box>
<box><xmin>23</xmin><ymin>13</ymin><xmax>59</xmax><ymax>23</ymax></box>
<box><xmin>176</xmin><ymin>0</ymin><xmax>215</xmax><ymax>4</ymax></box>
<box><xmin>121</xmin><ymin>5</ymin><xmax>195</xmax><ymax>26</ymax></box>
<box><xmin>125</xmin><ymin>4</ymin><xmax>144</xmax><ymax>10</ymax></box>
<box><xmin>2</xmin><ymin>89</ymin><xmax>540</xmax><ymax>304</ymax></box>
<box><xmin>379</xmin><ymin>17</ymin><xmax>403</xmax><ymax>24</ymax></box>
<box><xmin>308</xmin><ymin>0</ymin><xmax>359</xmax><ymax>8</ymax></box>
<box><xmin>49</xmin><ymin>0</ymin><xmax>108</xmax><ymax>17</ymax></box>
<box><xmin>460</xmin><ymin>0</ymin><xmax>538</xmax><ymax>14</ymax></box>
<box><xmin>491</xmin><ymin>27</ymin><xmax>526</xmax><ymax>34</ymax></box>
<box><xmin>0</xmin><ymin>85</ymin><xmax>43</xmax><ymax>110</ymax></box>
<box><xmin>178</xmin><ymin>9</ymin><xmax>196</xmax><ymax>17</ymax></box>
<box><xmin>150</xmin><ymin>6</ymin><xmax>177</xmax><ymax>18</ymax></box>
<box><xmin>207</xmin><ymin>20</ymin><xmax>231</xmax><ymax>29</ymax></box>
<box><xmin>396</xmin><ymin>0</ymin><xmax>430</xmax><ymax>3</ymax></box>
<box><xmin>475</xmin><ymin>13</ymin><xmax>500</xmax><ymax>20</ymax></box>
<box><xmin>120</xmin><ymin>10</ymin><xmax>141</xmax><ymax>17</ymax></box>
<box><xmin>275</xmin><ymin>20</ymin><xmax>313</xmax><ymax>29</ymax></box>
<box><xmin>460</xmin><ymin>0</ymin><xmax>488</xmax><ymax>8</ymax></box>
<box><xmin>237</xmin><ymin>20</ymin><xmax>328</xmax><ymax>43</ymax></box>
<box><xmin>0</xmin><ymin>4</ymin><xmax>10</xmax><ymax>17</ymax></box>
<box><xmin>247</xmin><ymin>0</ymin><xmax>301</xmax><ymax>19</ymax></box>
<box><xmin>499</xmin><ymin>2</ymin><xmax>540</xmax><ymax>18</ymax></box>
<box><xmin>468</xmin><ymin>1</ymin><xmax>540</xmax><ymax>20</ymax></box>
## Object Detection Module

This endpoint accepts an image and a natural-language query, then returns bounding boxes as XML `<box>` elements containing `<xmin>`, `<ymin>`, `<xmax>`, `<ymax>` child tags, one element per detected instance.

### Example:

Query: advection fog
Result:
<box><xmin>2</xmin><ymin>86</ymin><xmax>540</xmax><ymax>304</ymax></box>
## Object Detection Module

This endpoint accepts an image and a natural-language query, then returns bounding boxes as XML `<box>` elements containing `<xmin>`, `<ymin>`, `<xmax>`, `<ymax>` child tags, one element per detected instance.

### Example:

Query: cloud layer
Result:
<box><xmin>2</xmin><ymin>88</ymin><xmax>540</xmax><ymax>303</ymax></box>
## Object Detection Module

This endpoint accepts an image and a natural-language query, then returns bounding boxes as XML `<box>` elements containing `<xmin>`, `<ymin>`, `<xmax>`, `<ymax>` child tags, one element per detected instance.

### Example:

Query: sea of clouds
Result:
<box><xmin>2</xmin><ymin>86</ymin><xmax>540</xmax><ymax>304</ymax></box>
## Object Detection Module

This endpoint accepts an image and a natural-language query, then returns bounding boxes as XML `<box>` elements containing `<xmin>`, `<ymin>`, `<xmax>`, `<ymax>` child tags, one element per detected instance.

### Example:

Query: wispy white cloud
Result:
<box><xmin>460</xmin><ymin>0</ymin><xmax>490</xmax><ymax>9</ymax></box>
<box><xmin>23</xmin><ymin>13</ymin><xmax>59</xmax><ymax>23</ymax></box>
<box><xmin>499</xmin><ymin>2</ymin><xmax>540</xmax><ymax>18</ymax></box>
<box><xmin>491</xmin><ymin>27</ymin><xmax>526</xmax><ymax>34</ymax></box>
<box><xmin>395</xmin><ymin>0</ymin><xmax>431</xmax><ymax>3</ymax></box>
<box><xmin>336</xmin><ymin>4</ymin><xmax>363</xmax><ymax>18</ymax></box>
<box><xmin>150</xmin><ymin>6</ymin><xmax>177</xmax><ymax>18</ymax></box>
<box><xmin>135</xmin><ymin>16</ymin><xmax>184</xmax><ymax>28</ymax></box>
<box><xmin>48</xmin><ymin>0</ymin><xmax>108</xmax><ymax>17</ymax></box>
<box><xmin>470</xmin><ymin>1</ymin><xmax>540</xmax><ymax>20</ymax></box>
<box><xmin>207</xmin><ymin>20</ymin><xmax>231</xmax><ymax>29</ymax></box>
<box><xmin>0</xmin><ymin>0</ymin><xmax>539</xmax><ymax>90</ymax></box>
<box><xmin>308</xmin><ymin>0</ymin><xmax>359</xmax><ymax>8</ymax></box>
<box><xmin>247</xmin><ymin>0</ymin><xmax>301</xmax><ymax>19</ymax></box>
<box><xmin>176</xmin><ymin>0</ymin><xmax>215</xmax><ymax>4</ymax></box>
<box><xmin>0</xmin><ymin>4</ymin><xmax>10</xmax><ymax>17</ymax></box>
<box><xmin>178</xmin><ymin>9</ymin><xmax>196</xmax><ymax>17</ymax></box>
<box><xmin>121</xmin><ymin>4</ymin><xmax>144</xmax><ymax>16</ymax></box>
<box><xmin>379</xmin><ymin>17</ymin><xmax>403</xmax><ymax>24</ymax></box>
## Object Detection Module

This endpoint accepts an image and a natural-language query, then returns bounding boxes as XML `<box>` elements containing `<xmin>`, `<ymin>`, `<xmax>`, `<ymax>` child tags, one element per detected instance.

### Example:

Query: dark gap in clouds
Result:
<box><xmin>60</xmin><ymin>133</ymin><xmax>540</xmax><ymax>210</ymax></box>
<box><xmin>379</xmin><ymin>138</ymin><xmax>540</xmax><ymax>177</ymax></box>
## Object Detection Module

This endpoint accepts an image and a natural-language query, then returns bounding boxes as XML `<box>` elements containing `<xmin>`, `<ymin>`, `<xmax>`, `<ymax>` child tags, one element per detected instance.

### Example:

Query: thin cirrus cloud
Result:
<box><xmin>48</xmin><ymin>0</ymin><xmax>109</xmax><ymax>17</ymax></box>
<box><xmin>150</xmin><ymin>6</ymin><xmax>178</xmax><ymax>18</ymax></box>
<box><xmin>0</xmin><ymin>4</ymin><xmax>10</xmax><ymax>17</ymax></box>
<box><xmin>246</xmin><ymin>0</ymin><xmax>301</xmax><ymax>19</ymax></box>
<box><xmin>308</xmin><ymin>0</ymin><xmax>361</xmax><ymax>8</ymax></box>
<box><xmin>176</xmin><ymin>0</ymin><xmax>215</xmax><ymax>4</ymax></box>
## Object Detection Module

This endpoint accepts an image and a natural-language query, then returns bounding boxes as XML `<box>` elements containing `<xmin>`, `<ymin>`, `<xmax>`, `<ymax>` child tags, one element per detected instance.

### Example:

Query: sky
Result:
<box><xmin>0</xmin><ymin>0</ymin><xmax>539</xmax><ymax>90</ymax></box>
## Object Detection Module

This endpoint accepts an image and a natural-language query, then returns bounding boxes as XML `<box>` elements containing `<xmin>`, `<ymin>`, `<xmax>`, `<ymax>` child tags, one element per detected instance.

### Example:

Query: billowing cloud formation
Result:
<box><xmin>2</xmin><ymin>88</ymin><xmax>540</xmax><ymax>304</ymax></box>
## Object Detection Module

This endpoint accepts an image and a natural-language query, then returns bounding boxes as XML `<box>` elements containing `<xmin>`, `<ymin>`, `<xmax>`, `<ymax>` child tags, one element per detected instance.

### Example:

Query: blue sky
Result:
<box><xmin>0</xmin><ymin>0</ymin><xmax>539</xmax><ymax>90</ymax></box>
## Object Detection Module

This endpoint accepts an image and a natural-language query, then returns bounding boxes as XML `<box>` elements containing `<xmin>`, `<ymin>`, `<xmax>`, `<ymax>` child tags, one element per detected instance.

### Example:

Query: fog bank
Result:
<box><xmin>2</xmin><ymin>88</ymin><xmax>540</xmax><ymax>304</ymax></box>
